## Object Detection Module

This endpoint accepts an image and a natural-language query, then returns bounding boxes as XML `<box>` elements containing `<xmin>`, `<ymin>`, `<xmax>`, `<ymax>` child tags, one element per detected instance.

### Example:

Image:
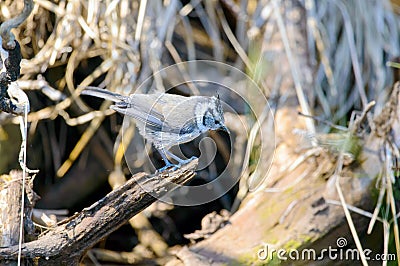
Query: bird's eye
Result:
<box><xmin>215</xmin><ymin>120</ymin><xmax>220</xmax><ymax>125</ymax></box>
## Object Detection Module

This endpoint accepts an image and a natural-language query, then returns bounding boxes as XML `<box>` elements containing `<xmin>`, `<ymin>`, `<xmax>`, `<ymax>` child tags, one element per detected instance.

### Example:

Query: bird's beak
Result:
<box><xmin>220</xmin><ymin>125</ymin><xmax>230</xmax><ymax>134</ymax></box>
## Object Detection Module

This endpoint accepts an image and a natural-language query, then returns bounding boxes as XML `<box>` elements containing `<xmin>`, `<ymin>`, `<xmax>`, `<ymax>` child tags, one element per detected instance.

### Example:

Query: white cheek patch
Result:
<box><xmin>195</xmin><ymin>101</ymin><xmax>213</xmax><ymax>132</ymax></box>
<box><xmin>197</xmin><ymin>116</ymin><xmax>208</xmax><ymax>132</ymax></box>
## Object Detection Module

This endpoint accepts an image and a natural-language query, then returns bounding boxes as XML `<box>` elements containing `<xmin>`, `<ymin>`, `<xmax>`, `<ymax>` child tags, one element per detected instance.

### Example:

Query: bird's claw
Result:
<box><xmin>156</xmin><ymin>163</ymin><xmax>178</xmax><ymax>173</ymax></box>
<box><xmin>156</xmin><ymin>156</ymin><xmax>197</xmax><ymax>173</ymax></box>
<box><xmin>176</xmin><ymin>156</ymin><xmax>197</xmax><ymax>166</ymax></box>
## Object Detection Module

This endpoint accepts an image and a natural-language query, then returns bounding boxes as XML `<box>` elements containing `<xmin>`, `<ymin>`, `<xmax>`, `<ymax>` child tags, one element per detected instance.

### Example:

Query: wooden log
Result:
<box><xmin>0</xmin><ymin>160</ymin><xmax>197</xmax><ymax>265</ymax></box>
<box><xmin>0</xmin><ymin>171</ymin><xmax>22</xmax><ymax>266</ymax></box>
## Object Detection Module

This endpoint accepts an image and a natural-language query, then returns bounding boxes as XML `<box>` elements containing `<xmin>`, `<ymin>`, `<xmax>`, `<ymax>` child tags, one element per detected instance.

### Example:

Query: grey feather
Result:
<box><xmin>81</xmin><ymin>87</ymin><xmax>128</xmax><ymax>102</ymax></box>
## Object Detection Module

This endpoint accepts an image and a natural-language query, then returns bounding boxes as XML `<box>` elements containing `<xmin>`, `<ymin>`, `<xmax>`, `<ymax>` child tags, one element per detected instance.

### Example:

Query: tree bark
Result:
<box><xmin>0</xmin><ymin>160</ymin><xmax>198</xmax><ymax>265</ymax></box>
<box><xmin>0</xmin><ymin>171</ymin><xmax>22</xmax><ymax>266</ymax></box>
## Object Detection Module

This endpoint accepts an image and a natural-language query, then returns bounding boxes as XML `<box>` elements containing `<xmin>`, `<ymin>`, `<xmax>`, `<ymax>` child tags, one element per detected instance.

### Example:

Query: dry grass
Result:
<box><xmin>0</xmin><ymin>0</ymin><xmax>399</xmax><ymax>264</ymax></box>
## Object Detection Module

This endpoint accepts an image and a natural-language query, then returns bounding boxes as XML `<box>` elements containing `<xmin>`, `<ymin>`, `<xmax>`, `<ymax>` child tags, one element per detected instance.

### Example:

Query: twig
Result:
<box><xmin>298</xmin><ymin>112</ymin><xmax>348</xmax><ymax>131</ymax></box>
<box><xmin>326</xmin><ymin>199</ymin><xmax>383</xmax><ymax>222</ymax></box>
<box><xmin>367</xmin><ymin>168</ymin><xmax>386</xmax><ymax>234</ymax></box>
<box><xmin>334</xmin><ymin>173</ymin><xmax>368</xmax><ymax>266</ymax></box>
<box><xmin>0</xmin><ymin>0</ymin><xmax>33</xmax><ymax>50</ymax></box>
<box><xmin>328</xmin><ymin>0</ymin><xmax>368</xmax><ymax>110</ymax></box>
<box><xmin>135</xmin><ymin>0</ymin><xmax>147</xmax><ymax>43</ymax></box>
<box><xmin>216</xmin><ymin>6</ymin><xmax>252</xmax><ymax>72</ymax></box>
<box><xmin>330</xmin><ymin>104</ymin><xmax>373</xmax><ymax>265</ymax></box>
<box><xmin>305</xmin><ymin>0</ymin><xmax>338</xmax><ymax>98</ymax></box>
<box><xmin>272</xmin><ymin>0</ymin><xmax>315</xmax><ymax>136</ymax></box>
<box><xmin>385</xmin><ymin>143</ymin><xmax>400</xmax><ymax>263</ymax></box>
<box><xmin>56</xmin><ymin>101</ymin><xmax>111</xmax><ymax>177</ymax></box>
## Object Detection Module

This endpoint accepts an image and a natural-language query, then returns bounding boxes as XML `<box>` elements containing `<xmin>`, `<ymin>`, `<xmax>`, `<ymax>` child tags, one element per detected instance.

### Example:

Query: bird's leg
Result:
<box><xmin>165</xmin><ymin>150</ymin><xmax>196</xmax><ymax>166</ymax></box>
<box><xmin>156</xmin><ymin>148</ymin><xmax>178</xmax><ymax>172</ymax></box>
<box><xmin>156</xmin><ymin>148</ymin><xmax>196</xmax><ymax>172</ymax></box>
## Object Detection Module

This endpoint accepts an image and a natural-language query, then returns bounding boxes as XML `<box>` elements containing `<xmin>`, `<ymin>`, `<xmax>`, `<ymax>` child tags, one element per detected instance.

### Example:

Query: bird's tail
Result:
<box><xmin>81</xmin><ymin>86</ymin><xmax>128</xmax><ymax>102</ymax></box>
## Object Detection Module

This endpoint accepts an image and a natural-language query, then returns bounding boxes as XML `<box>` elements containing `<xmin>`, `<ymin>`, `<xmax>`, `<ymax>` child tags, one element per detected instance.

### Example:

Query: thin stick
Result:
<box><xmin>332</xmin><ymin>113</ymin><xmax>368</xmax><ymax>266</ymax></box>
<box><xmin>272</xmin><ymin>0</ymin><xmax>315</xmax><ymax>136</ymax></box>
<box><xmin>386</xmin><ymin>143</ymin><xmax>400</xmax><ymax>263</ymax></box>
<box><xmin>298</xmin><ymin>112</ymin><xmax>348</xmax><ymax>131</ymax></box>
<box><xmin>305</xmin><ymin>0</ymin><xmax>338</xmax><ymax>97</ymax></box>
<box><xmin>216</xmin><ymin>6</ymin><xmax>252</xmax><ymax>72</ymax></box>
<box><xmin>367</xmin><ymin>170</ymin><xmax>386</xmax><ymax>234</ymax></box>
<box><xmin>17</xmin><ymin>105</ymin><xmax>28</xmax><ymax>266</ymax></box>
<box><xmin>335</xmin><ymin>174</ymin><xmax>368</xmax><ymax>266</ymax></box>
<box><xmin>326</xmin><ymin>199</ymin><xmax>383</xmax><ymax>222</ymax></box>
<box><xmin>135</xmin><ymin>0</ymin><xmax>147</xmax><ymax>43</ymax></box>
<box><xmin>0</xmin><ymin>0</ymin><xmax>33</xmax><ymax>49</ymax></box>
<box><xmin>329</xmin><ymin>0</ymin><xmax>368</xmax><ymax>110</ymax></box>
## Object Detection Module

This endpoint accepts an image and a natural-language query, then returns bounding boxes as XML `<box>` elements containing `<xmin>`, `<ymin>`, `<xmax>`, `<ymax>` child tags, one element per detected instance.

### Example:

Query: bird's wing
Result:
<box><xmin>111</xmin><ymin>94</ymin><xmax>176</xmax><ymax>133</ymax></box>
<box><xmin>159</xmin><ymin>95</ymin><xmax>200</xmax><ymax>127</ymax></box>
<box><xmin>111</xmin><ymin>105</ymin><xmax>168</xmax><ymax>133</ymax></box>
<box><xmin>112</xmin><ymin>93</ymin><xmax>202</xmax><ymax>135</ymax></box>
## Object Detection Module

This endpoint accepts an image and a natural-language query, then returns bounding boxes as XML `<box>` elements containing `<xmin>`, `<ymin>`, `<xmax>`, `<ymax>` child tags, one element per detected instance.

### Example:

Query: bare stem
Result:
<box><xmin>0</xmin><ymin>0</ymin><xmax>34</xmax><ymax>49</ymax></box>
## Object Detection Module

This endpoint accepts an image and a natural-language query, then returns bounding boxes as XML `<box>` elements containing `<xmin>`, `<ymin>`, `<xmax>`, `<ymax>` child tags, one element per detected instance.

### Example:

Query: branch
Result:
<box><xmin>0</xmin><ymin>0</ymin><xmax>34</xmax><ymax>50</ymax></box>
<box><xmin>0</xmin><ymin>160</ymin><xmax>198</xmax><ymax>264</ymax></box>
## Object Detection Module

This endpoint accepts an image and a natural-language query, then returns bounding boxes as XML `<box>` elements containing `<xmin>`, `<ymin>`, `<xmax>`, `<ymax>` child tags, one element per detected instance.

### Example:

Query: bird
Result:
<box><xmin>81</xmin><ymin>87</ymin><xmax>229</xmax><ymax>171</ymax></box>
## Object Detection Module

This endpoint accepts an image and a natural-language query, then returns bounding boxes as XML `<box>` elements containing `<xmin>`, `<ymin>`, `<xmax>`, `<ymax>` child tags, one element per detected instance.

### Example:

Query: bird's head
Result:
<box><xmin>195</xmin><ymin>95</ymin><xmax>229</xmax><ymax>134</ymax></box>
